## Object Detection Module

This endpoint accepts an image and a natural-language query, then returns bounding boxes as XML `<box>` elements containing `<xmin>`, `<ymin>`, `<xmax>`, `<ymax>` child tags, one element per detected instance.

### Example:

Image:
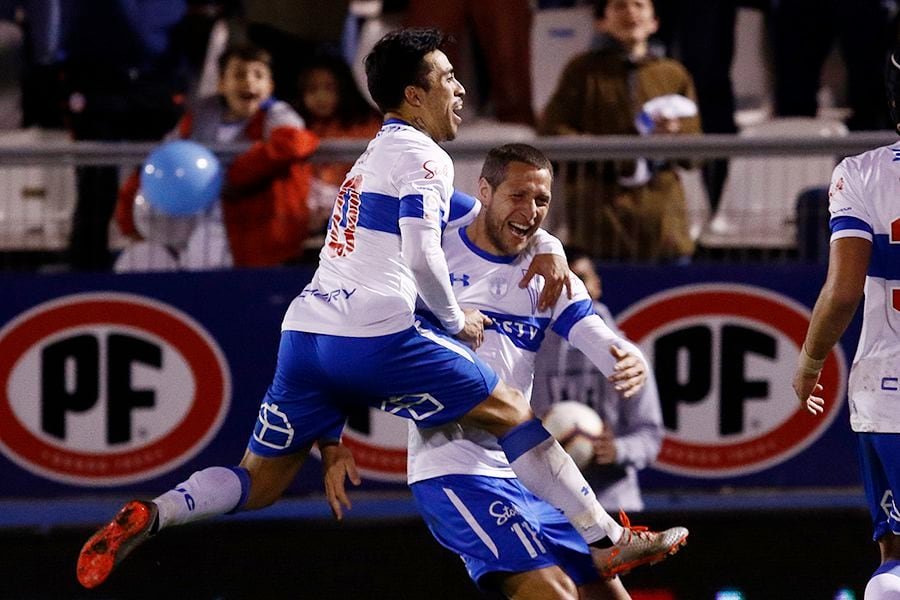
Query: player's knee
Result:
<box><xmin>466</xmin><ymin>380</ymin><xmax>534</xmax><ymax>436</ymax></box>
<box><xmin>238</xmin><ymin>451</ymin><xmax>304</xmax><ymax>510</ymax></box>
<box><xmin>498</xmin><ymin>567</ymin><xmax>578</xmax><ymax>600</ymax></box>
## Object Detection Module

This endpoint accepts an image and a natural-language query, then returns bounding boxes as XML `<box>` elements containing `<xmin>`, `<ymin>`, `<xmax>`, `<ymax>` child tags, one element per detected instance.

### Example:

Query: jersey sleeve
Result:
<box><xmin>393</xmin><ymin>143</ymin><xmax>454</xmax><ymax>232</ymax></box>
<box><xmin>548</xmin><ymin>273</ymin><xmax>595</xmax><ymax>340</ymax></box>
<box><xmin>447</xmin><ymin>189</ymin><xmax>481</xmax><ymax>227</ymax></box>
<box><xmin>394</xmin><ymin>143</ymin><xmax>465</xmax><ymax>333</ymax></box>
<box><xmin>529</xmin><ymin>228</ymin><xmax>566</xmax><ymax>258</ymax></box>
<box><xmin>828</xmin><ymin>159</ymin><xmax>874</xmax><ymax>242</ymax></box>
<box><xmin>566</xmin><ymin>315</ymin><xmax>646</xmax><ymax>378</ymax></box>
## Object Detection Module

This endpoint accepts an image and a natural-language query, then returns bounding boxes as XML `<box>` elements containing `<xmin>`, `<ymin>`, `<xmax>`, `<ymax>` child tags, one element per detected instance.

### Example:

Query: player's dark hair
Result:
<box><xmin>480</xmin><ymin>144</ymin><xmax>554</xmax><ymax>189</ymax></box>
<box><xmin>593</xmin><ymin>0</ymin><xmax>656</xmax><ymax>19</ymax></box>
<box><xmin>364</xmin><ymin>28</ymin><xmax>448</xmax><ymax>114</ymax></box>
<box><xmin>886</xmin><ymin>45</ymin><xmax>900</xmax><ymax>129</ymax></box>
<box><xmin>217</xmin><ymin>43</ymin><xmax>272</xmax><ymax>76</ymax></box>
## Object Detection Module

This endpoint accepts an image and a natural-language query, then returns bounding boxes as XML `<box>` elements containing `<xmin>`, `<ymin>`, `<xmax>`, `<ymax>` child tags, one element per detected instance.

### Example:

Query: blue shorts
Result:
<box><xmin>247</xmin><ymin>326</ymin><xmax>500</xmax><ymax>456</ymax></box>
<box><xmin>410</xmin><ymin>475</ymin><xmax>600</xmax><ymax>589</ymax></box>
<box><xmin>857</xmin><ymin>433</ymin><xmax>900</xmax><ymax>541</ymax></box>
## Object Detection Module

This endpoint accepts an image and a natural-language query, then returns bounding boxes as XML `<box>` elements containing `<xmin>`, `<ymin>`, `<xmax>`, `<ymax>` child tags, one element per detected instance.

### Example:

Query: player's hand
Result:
<box><xmin>607</xmin><ymin>345</ymin><xmax>646</xmax><ymax>398</ymax></box>
<box><xmin>456</xmin><ymin>308</ymin><xmax>492</xmax><ymax>349</ymax></box>
<box><xmin>793</xmin><ymin>370</ymin><xmax>825</xmax><ymax>415</ymax></box>
<box><xmin>520</xmin><ymin>254</ymin><xmax>573</xmax><ymax>311</ymax></box>
<box><xmin>593</xmin><ymin>430</ymin><xmax>618</xmax><ymax>465</ymax></box>
<box><xmin>320</xmin><ymin>442</ymin><xmax>361</xmax><ymax>520</ymax></box>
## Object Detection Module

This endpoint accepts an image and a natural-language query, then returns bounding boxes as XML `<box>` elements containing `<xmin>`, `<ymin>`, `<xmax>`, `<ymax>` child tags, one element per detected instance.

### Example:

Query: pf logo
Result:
<box><xmin>0</xmin><ymin>293</ymin><xmax>230</xmax><ymax>486</ymax></box>
<box><xmin>618</xmin><ymin>284</ymin><xmax>846</xmax><ymax>477</ymax></box>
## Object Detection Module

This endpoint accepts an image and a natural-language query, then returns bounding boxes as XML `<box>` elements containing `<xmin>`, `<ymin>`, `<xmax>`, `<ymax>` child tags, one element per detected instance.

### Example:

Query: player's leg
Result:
<box><xmin>493</xmin><ymin>567</ymin><xmax>579</xmax><ymax>600</ymax></box>
<box><xmin>462</xmin><ymin>379</ymin><xmax>687</xmax><ymax>577</ymax></box>
<box><xmin>578</xmin><ymin>577</ymin><xmax>631</xmax><ymax>600</ymax></box>
<box><xmin>410</xmin><ymin>475</ymin><xmax>583</xmax><ymax>600</ymax></box>
<box><xmin>857</xmin><ymin>433</ymin><xmax>900</xmax><ymax>598</ymax></box>
<box><xmin>77</xmin><ymin>331</ymin><xmax>339</xmax><ymax>588</ymax></box>
<box><xmin>363</xmin><ymin>325</ymin><xmax>686</xmax><ymax>577</ymax></box>
<box><xmin>462</xmin><ymin>379</ymin><xmax>624</xmax><ymax>545</ymax></box>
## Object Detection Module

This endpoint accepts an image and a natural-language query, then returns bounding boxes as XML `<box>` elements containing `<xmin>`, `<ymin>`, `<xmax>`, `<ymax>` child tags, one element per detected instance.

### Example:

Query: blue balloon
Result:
<box><xmin>140</xmin><ymin>140</ymin><xmax>223</xmax><ymax>216</ymax></box>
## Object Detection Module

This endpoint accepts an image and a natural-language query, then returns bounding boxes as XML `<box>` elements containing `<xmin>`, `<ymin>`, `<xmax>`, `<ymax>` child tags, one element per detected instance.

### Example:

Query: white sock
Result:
<box><xmin>153</xmin><ymin>466</ymin><xmax>249</xmax><ymax>531</ymax></box>
<box><xmin>499</xmin><ymin>419</ymin><xmax>624</xmax><ymax>544</ymax></box>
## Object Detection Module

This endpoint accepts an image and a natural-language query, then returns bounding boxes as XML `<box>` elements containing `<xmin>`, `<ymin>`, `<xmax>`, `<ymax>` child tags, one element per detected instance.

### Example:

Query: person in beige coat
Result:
<box><xmin>539</xmin><ymin>0</ymin><xmax>701</xmax><ymax>262</ymax></box>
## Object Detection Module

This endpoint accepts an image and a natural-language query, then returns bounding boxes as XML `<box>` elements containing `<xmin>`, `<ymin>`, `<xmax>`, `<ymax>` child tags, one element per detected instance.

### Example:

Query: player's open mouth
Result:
<box><xmin>508</xmin><ymin>221</ymin><xmax>531</xmax><ymax>238</ymax></box>
<box><xmin>452</xmin><ymin>100</ymin><xmax>463</xmax><ymax>122</ymax></box>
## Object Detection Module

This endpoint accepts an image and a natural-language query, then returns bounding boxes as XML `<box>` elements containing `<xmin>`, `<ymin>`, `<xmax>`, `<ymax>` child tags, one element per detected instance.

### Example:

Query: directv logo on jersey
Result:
<box><xmin>449</xmin><ymin>273</ymin><xmax>470</xmax><ymax>286</ymax></box>
<box><xmin>482</xmin><ymin>310</ymin><xmax>550</xmax><ymax>352</ymax></box>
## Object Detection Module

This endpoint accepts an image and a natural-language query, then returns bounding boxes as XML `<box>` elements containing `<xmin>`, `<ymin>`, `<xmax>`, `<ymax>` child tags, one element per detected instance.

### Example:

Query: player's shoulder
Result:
<box><xmin>839</xmin><ymin>143</ymin><xmax>900</xmax><ymax>176</ymax></box>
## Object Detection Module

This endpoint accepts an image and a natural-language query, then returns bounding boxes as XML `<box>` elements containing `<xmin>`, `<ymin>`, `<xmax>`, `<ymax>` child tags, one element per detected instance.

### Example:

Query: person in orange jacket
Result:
<box><xmin>116</xmin><ymin>42</ymin><xmax>320</xmax><ymax>268</ymax></box>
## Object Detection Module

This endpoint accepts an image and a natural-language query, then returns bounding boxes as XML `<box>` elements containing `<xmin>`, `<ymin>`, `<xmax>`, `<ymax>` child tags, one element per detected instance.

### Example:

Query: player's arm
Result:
<box><xmin>793</xmin><ymin>161</ymin><xmax>872</xmax><ymax>414</ymax></box>
<box><xmin>550</xmin><ymin>277</ymin><xmax>647</xmax><ymax>396</ymax></box>
<box><xmin>793</xmin><ymin>236</ymin><xmax>870</xmax><ymax>413</ymax></box>
<box><xmin>397</xmin><ymin>151</ymin><xmax>489</xmax><ymax>346</ymax></box>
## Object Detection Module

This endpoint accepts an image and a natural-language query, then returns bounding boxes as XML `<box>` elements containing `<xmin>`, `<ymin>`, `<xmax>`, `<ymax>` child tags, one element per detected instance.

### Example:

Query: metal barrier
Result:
<box><xmin>0</xmin><ymin>127</ymin><xmax>894</xmax><ymax>271</ymax></box>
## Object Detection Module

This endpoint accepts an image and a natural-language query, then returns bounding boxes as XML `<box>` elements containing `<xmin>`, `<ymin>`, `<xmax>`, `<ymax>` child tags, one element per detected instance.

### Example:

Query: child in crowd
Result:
<box><xmin>295</xmin><ymin>54</ymin><xmax>382</xmax><ymax>187</ymax></box>
<box><xmin>293</xmin><ymin>56</ymin><xmax>382</xmax><ymax>235</ymax></box>
<box><xmin>116</xmin><ymin>43</ymin><xmax>319</xmax><ymax>269</ymax></box>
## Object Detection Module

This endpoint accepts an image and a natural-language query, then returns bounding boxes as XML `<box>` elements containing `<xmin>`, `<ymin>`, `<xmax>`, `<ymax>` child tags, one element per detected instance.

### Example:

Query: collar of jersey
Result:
<box><xmin>383</xmin><ymin>117</ymin><xmax>412</xmax><ymax>127</ymax></box>
<box><xmin>459</xmin><ymin>227</ymin><xmax>516</xmax><ymax>264</ymax></box>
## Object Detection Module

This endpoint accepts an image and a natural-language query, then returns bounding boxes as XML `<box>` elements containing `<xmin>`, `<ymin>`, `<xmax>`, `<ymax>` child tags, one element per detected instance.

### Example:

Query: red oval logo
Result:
<box><xmin>0</xmin><ymin>293</ymin><xmax>230</xmax><ymax>485</ymax></box>
<box><xmin>617</xmin><ymin>284</ymin><xmax>845</xmax><ymax>477</ymax></box>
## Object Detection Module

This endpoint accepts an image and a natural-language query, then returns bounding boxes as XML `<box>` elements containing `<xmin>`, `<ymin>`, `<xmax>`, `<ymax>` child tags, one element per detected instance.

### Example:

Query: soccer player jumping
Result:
<box><xmin>77</xmin><ymin>28</ymin><xmax>687</xmax><ymax>590</ymax></box>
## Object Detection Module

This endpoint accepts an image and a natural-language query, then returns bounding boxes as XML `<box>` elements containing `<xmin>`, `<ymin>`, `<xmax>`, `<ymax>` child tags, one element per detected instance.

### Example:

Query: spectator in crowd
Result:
<box><xmin>115</xmin><ymin>43</ymin><xmax>319</xmax><ymax>269</ymax></box>
<box><xmin>404</xmin><ymin>0</ymin><xmax>535</xmax><ymax>125</ymax></box>
<box><xmin>241</xmin><ymin>0</ymin><xmax>350</xmax><ymax>102</ymax></box>
<box><xmin>532</xmin><ymin>247</ymin><xmax>664</xmax><ymax>512</ymax></box>
<box><xmin>294</xmin><ymin>55</ymin><xmax>381</xmax><ymax>234</ymax></box>
<box><xmin>539</xmin><ymin>0</ymin><xmax>701</xmax><ymax>262</ymax></box>
<box><xmin>770</xmin><ymin>0</ymin><xmax>897</xmax><ymax>131</ymax></box>
<box><xmin>45</xmin><ymin>0</ymin><xmax>191</xmax><ymax>270</ymax></box>
<box><xmin>655</xmin><ymin>0</ymin><xmax>756</xmax><ymax>210</ymax></box>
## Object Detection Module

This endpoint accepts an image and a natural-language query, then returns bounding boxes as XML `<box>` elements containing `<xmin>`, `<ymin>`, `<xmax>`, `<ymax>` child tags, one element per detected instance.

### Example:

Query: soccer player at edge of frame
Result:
<box><xmin>792</xmin><ymin>45</ymin><xmax>900</xmax><ymax>600</ymax></box>
<box><xmin>75</xmin><ymin>27</ymin><xmax>685</xmax><ymax>590</ymax></box>
<box><xmin>323</xmin><ymin>143</ymin><xmax>686</xmax><ymax>599</ymax></box>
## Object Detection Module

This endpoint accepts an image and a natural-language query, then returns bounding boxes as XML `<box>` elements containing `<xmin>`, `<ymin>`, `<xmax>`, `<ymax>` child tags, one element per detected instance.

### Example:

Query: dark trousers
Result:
<box><xmin>771</xmin><ymin>0</ymin><xmax>894</xmax><ymax>130</ymax></box>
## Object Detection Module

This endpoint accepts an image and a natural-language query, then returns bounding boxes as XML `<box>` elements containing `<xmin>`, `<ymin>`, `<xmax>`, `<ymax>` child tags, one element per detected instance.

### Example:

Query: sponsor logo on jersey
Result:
<box><xmin>422</xmin><ymin>159</ymin><xmax>450</xmax><ymax>180</ymax></box>
<box><xmin>482</xmin><ymin>311</ymin><xmax>549</xmax><ymax>352</ymax></box>
<box><xmin>617</xmin><ymin>284</ymin><xmax>846</xmax><ymax>477</ymax></box>
<box><xmin>0</xmin><ymin>293</ymin><xmax>230</xmax><ymax>486</ymax></box>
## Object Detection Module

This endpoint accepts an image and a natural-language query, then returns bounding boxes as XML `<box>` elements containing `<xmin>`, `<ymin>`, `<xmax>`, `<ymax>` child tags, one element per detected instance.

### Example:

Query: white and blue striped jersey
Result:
<box><xmin>407</xmin><ymin>226</ymin><xmax>643</xmax><ymax>483</ymax></box>
<box><xmin>828</xmin><ymin>143</ymin><xmax>900</xmax><ymax>432</ymax></box>
<box><xmin>281</xmin><ymin>119</ymin><xmax>478</xmax><ymax>337</ymax></box>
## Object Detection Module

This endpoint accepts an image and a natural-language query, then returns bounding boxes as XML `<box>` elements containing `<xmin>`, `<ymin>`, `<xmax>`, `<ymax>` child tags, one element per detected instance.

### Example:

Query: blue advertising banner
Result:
<box><xmin>0</xmin><ymin>263</ymin><xmax>862</xmax><ymax>500</ymax></box>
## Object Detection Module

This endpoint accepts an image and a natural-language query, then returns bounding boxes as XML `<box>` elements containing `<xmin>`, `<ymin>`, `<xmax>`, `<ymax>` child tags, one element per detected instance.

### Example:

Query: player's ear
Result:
<box><xmin>477</xmin><ymin>177</ymin><xmax>493</xmax><ymax>205</ymax></box>
<box><xmin>404</xmin><ymin>85</ymin><xmax>423</xmax><ymax>108</ymax></box>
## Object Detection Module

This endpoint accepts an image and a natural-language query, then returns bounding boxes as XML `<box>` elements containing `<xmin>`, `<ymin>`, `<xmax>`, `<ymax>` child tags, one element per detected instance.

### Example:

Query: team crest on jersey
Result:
<box><xmin>892</xmin><ymin>148</ymin><xmax>900</xmax><ymax>162</ymax></box>
<box><xmin>489</xmin><ymin>277</ymin><xmax>509</xmax><ymax>298</ymax></box>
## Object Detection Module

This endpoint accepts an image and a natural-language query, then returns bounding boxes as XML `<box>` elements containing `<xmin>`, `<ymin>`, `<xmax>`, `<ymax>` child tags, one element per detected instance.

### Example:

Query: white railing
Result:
<box><xmin>0</xmin><ymin>128</ymin><xmax>894</xmax><ymax>262</ymax></box>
